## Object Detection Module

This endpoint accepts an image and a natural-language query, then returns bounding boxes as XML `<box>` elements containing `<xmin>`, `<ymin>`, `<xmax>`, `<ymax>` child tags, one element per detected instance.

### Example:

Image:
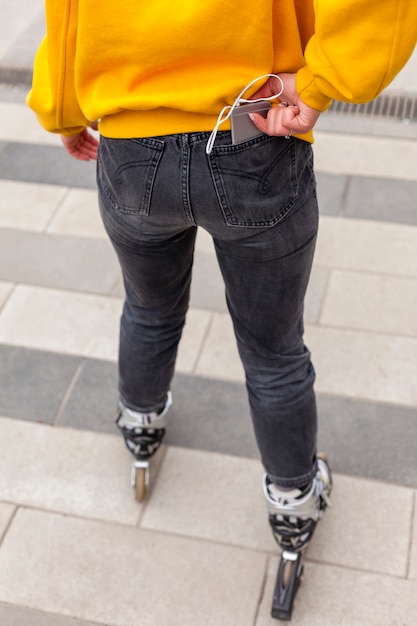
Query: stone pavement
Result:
<box><xmin>0</xmin><ymin>2</ymin><xmax>417</xmax><ymax>624</ymax></box>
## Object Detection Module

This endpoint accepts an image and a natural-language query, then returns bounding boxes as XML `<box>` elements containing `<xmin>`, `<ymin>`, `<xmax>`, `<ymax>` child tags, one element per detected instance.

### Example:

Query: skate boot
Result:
<box><xmin>115</xmin><ymin>392</ymin><xmax>172</xmax><ymax>502</ymax></box>
<box><xmin>263</xmin><ymin>454</ymin><xmax>332</xmax><ymax>621</ymax></box>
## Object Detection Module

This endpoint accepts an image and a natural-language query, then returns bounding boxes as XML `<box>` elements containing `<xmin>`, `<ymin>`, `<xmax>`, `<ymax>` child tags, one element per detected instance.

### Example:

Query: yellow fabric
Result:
<box><xmin>27</xmin><ymin>0</ymin><xmax>417</xmax><ymax>140</ymax></box>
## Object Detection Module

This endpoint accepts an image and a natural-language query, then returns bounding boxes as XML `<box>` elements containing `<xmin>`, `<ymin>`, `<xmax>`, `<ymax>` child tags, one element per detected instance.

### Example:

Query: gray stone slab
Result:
<box><xmin>57</xmin><ymin>358</ymin><xmax>119</xmax><ymax>433</ymax></box>
<box><xmin>1</xmin><ymin>9</ymin><xmax>44</xmax><ymax>68</ymax></box>
<box><xmin>58</xmin><ymin>356</ymin><xmax>259</xmax><ymax>458</ymax></box>
<box><xmin>0</xmin><ymin>230</ymin><xmax>120</xmax><ymax>295</ymax></box>
<box><xmin>0</xmin><ymin>345</ymin><xmax>80</xmax><ymax>423</ymax></box>
<box><xmin>190</xmin><ymin>249</ymin><xmax>227</xmax><ymax>312</ymax></box>
<box><xmin>345</xmin><ymin>175</ymin><xmax>417</xmax><ymax>225</ymax></box>
<box><xmin>0</xmin><ymin>84</ymin><xmax>28</xmax><ymax>103</ymax></box>
<box><xmin>0</xmin><ymin>508</ymin><xmax>266</xmax><ymax>626</ymax></box>
<box><xmin>0</xmin><ymin>603</ymin><xmax>103</xmax><ymax>626</ymax></box>
<box><xmin>0</xmin><ymin>142</ymin><xmax>96</xmax><ymax>188</ymax></box>
<box><xmin>317</xmin><ymin>394</ymin><xmax>417</xmax><ymax>488</ymax></box>
<box><xmin>109</xmin><ymin>274</ymin><xmax>124</xmax><ymax>298</ymax></box>
<box><xmin>304</xmin><ymin>265</ymin><xmax>329</xmax><ymax>324</ymax></box>
<box><xmin>315</xmin><ymin>172</ymin><xmax>347</xmax><ymax>216</ymax></box>
<box><xmin>168</xmin><ymin>373</ymin><xmax>259</xmax><ymax>459</ymax></box>
<box><xmin>7</xmin><ymin>342</ymin><xmax>417</xmax><ymax>486</ymax></box>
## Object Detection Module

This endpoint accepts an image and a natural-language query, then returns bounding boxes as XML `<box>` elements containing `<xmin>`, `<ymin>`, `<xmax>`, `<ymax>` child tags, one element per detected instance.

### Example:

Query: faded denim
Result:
<box><xmin>97</xmin><ymin>131</ymin><xmax>319</xmax><ymax>488</ymax></box>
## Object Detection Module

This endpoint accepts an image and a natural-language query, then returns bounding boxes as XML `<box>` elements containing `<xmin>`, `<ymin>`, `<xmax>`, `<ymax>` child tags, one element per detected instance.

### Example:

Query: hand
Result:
<box><xmin>249</xmin><ymin>73</ymin><xmax>321</xmax><ymax>137</ymax></box>
<box><xmin>61</xmin><ymin>128</ymin><xmax>99</xmax><ymax>161</ymax></box>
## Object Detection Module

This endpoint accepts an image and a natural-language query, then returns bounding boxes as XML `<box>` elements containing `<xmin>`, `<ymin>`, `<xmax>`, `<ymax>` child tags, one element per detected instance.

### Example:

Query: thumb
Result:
<box><xmin>249</xmin><ymin>112</ymin><xmax>268</xmax><ymax>133</ymax></box>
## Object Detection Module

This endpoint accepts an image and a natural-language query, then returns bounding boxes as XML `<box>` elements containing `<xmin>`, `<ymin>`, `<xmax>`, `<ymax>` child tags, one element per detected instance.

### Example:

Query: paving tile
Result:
<box><xmin>57</xmin><ymin>358</ymin><xmax>119</xmax><ymax>433</ymax></box>
<box><xmin>0</xmin><ymin>102</ymin><xmax>60</xmax><ymax>146</ymax></box>
<box><xmin>141</xmin><ymin>446</ymin><xmax>276</xmax><ymax>552</ymax></box>
<box><xmin>304</xmin><ymin>265</ymin><xmax>329</xmax><ymax>324</ymax></box>
<box><xmin>0</xmin><ymin>285</ymin><xmax>213</xmax><ymax>371</ymax></box>
<box><xmin>0</xmin><ymin>84</ymin><xmax>33</xmax><ymax>103</ymax></box>
<box><xmin>195</xmin><ymin>311</ymin><xmax>245</xmax><ymax>382</ymax></box>
<box><xmin>0</xmin><ymin>345</ymin><xmax>81</xmax><ymax>423</ymax></box>
<box><xmin>47</xmin><ymin>188</ymin><xmax>108</xmax><ymax>239</ymax></box>
<box><xmin>194</xmin><ymin>309</ymin><xmax>417</xmax><ymax>408</ymax></box>
<box><xmin>0</xmin><ymin>417</ymin><xmax>140</xmax><ymax>524</ymax></box>
<box><xmin>0</xmin><ymin>2</ymin><xmax>41</xmax><ymax>60</ymax></box>
<box><xmin>176</xmin><ymin>307</ymin><xmax>214</xmax><ymax>373</ymax></box>
<box><xmin>0</xmin><ymin>502</ymin><xmax>15</xmax><ymax>539</ymax></box>
<box><xmin>0</xmin><ymin>179</ymin><xmax>67</xmax><ymax>231</ymax></box>
<box><xmin>0</xmin><ymin>280</ymin><xmax>13</xmax><ymax>309</ymax></box>
<box><xmin>308</xmin><ymin>474</ymin><xmax>413</xmax><ymax>577</ymax></box>
<box><xmin>0</xmin><ymin>229</ymin><xmax>121</xmax><ymax>294</ymax></box>
<box><xmin>320</xmin><ymin>270</ymin><xmax>417</xmax><ymax>337</ymax></box>
<box><xmin>57</xmin><ymin>358</ymin><xmax>261</xmax><ymax>457</ymax></box>
<box><xmin>142</xmin><ymin>448</ymin><xmax>413</xmax><ymax>578</ymax></box>
<box><xmin>54</xmin><ymin>350</ymin><xmax>417</xmax><ymax>487</ymax></box>
<box><xmin>317</xmin><ymin>394</ymin><xmax>417</xmax><ymax>489</ymax></box>
<box><xmin>0</xmin><ymin>508</ymin><xmax>267</xmax><ymax>626</ymax></box>
<box><xmin>195</xmin><ymin>225</ymin><xmax>216</xmax><ymax>254</ymax></box>
<box><xmin>315</xmin><ymin>215</ymin><xmax>417</xmax><ymax>278</ymax></box>
<box><xmin>314</xmin><ymin>131</ymin><xmax>417</xmax><ymax>181</ymax></box>
<box><xmin>256</xmin><ymin>558</ymin><xmax>417</xmax><ymax>626</ymax></box>
<box><xmin>0</xmin><ymin>604</ymin><xmax>104</xmax><ymax>626</ymax></box>
<box><xmin>306</xmin><ymin>325</ymin><xmax>417</xmax><ymax>408</ymax></box>
<box><xmin>108</xmin><ymin>273</ymin><xmax>124</xmax><ymax>297</ymax></box>
<box><xmin>0</xmin><ymin>285</ymin><xmax>121</xmax><ymax>360</ymax></box>
<box><xmin>315</xmin><ymin>172</ymin><xmax>347</xmax><ymax>216</ymax></box>
<box><xmin>408</xmin><ymin>493</ymin><xmax>417</xmax><ymax>580</ymax></box>
<box><xmin>1</xmin><ymin>8</ymin><xmax>45</xmax><ymax>68</ymax></box>
<box><xmin>189</xmin><ymin>249</ymin><xmax>227</xmax><ymax>312</ymax></box>
<box><xmin>6</xmin><ymin>342</ymin><xmax>415</xmax><ymax>488</ymax></box>
<box><xmin>0</xmin><ymin>143</ymin><xmax>96</xmax><ymax>188</ymax></box>
<box><xmin>167</xmin><ymin>372</ymin><xmax>259</xmax><ymax>459</ymax></box>
<box><xmin>345</xmin><ymin>175</ymin><xmax>417</xmax><ymax>226</ymax></box>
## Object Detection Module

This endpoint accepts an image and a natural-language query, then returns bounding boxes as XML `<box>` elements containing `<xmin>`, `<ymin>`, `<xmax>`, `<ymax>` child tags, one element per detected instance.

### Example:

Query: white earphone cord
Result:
<box><xmin>206</xmin><ymin>74</ymin><xmax>284</xmax><ymax>154</ymax></box>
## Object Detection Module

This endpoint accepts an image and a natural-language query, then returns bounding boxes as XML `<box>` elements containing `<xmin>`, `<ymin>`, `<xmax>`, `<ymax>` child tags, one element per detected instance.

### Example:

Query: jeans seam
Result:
<box><xmin>180</xmin><ymin>135</ymin><xmax>196</xmax><ymax>225</ymax></box>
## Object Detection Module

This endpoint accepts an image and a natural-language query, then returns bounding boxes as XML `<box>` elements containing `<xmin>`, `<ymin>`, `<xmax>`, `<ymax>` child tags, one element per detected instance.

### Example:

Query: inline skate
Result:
<box><xmin>263</xmin><ymin>454</ymin><xmax>332</xmax><ymax>620</ymax></box>
<box><xmin>115</xmin><ymin>392</ymin><xmax>172</xmax><ymax>502</ymax></box>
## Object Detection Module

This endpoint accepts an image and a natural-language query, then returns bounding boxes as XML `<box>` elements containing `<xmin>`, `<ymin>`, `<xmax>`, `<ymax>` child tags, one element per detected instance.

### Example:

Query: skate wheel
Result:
<box><xmin>135</xmin><ymin>466</ymin><xmax>147</xmax><ymax>502</ymax></box>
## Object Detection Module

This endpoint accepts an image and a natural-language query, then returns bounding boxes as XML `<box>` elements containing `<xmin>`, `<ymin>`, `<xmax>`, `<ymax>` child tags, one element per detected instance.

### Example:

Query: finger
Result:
<box><xmin>250</xmin><ymin>107</ymin><xmax>295</xmax><ymax>137</ymax></box>
<box><xmin>249</xmin><ymin>81</ymin><xmax>273</xmax><ymax>101</ymax></box>
<box><xmin>79</xmin><ymin>138</ymin><xmax>99</xmax><ymax>158</ymax></box>
<box><xmin>77</xmin><ymin>145</ymin><xmax>98</xmax><ymax>160</ymax></box>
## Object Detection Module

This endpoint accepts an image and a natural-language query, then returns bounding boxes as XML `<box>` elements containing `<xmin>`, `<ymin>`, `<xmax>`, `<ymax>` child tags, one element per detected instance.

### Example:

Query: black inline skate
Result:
<box><xmin>263</xmin><ymin>454</ymin><xmax>332</xmax><ymax>621</ymax></box>
<box><xmin>115</xmin><ymin>392</ymin><xmax>172</xmax><ymax>502</ymax></box>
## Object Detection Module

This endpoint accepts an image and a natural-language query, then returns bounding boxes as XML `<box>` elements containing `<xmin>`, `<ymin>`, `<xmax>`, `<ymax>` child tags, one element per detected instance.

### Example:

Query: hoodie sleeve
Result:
<box><xmin>296</xmin><ymin>0</ymin><xmax>417</xmax><ymax>111</ymax></box>
<box><xmin>26</xmin><ymin>0</ymin><xmax>90</xmax><ymax>135</ymax></box>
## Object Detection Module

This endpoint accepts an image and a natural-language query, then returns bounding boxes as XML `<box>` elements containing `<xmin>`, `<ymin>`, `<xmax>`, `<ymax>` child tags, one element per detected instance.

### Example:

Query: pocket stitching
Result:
<box><xmin>208</xmin><ymin>138</ymin><xmax>298</xmax><ymax>227</ymax></box>
<box><xmin>98</xmin><ymin>138</ymin><xmax>164</xmax><ymax>215</ymax></box>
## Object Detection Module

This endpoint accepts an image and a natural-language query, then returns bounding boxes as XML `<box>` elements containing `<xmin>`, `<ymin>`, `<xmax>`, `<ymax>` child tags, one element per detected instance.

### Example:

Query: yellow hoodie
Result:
<box><xmin>27</xmin><ymin>0</ymin><xmax>417</xmax><ymax>141</ymax></box>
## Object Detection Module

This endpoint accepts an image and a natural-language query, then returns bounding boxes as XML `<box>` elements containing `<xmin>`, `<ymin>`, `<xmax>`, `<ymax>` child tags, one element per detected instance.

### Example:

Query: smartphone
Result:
<box><xmin>231</xmin><ymin>101</ymin><xmax>271</xmax><ymax>144</ymax></box>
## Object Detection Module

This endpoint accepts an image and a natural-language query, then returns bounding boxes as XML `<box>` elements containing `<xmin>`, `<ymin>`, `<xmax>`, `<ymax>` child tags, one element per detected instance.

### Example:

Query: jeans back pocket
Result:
<box><xmin>208</xmin><ymin>135</ymin><xmax>300</xmax><ymax>228</ymax></box>
<box><xmin>98</xmin><ymin>137</ymin><xmax>164</xmax><ymax>215</ymax></box>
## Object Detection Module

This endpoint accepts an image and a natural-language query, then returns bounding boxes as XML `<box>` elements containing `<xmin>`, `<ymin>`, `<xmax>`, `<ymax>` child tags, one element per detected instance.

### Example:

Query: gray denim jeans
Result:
<box><xmin>97</xmin><ymin>131</ymin><xmax>319</xmax><ymax>488</ymax></box>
